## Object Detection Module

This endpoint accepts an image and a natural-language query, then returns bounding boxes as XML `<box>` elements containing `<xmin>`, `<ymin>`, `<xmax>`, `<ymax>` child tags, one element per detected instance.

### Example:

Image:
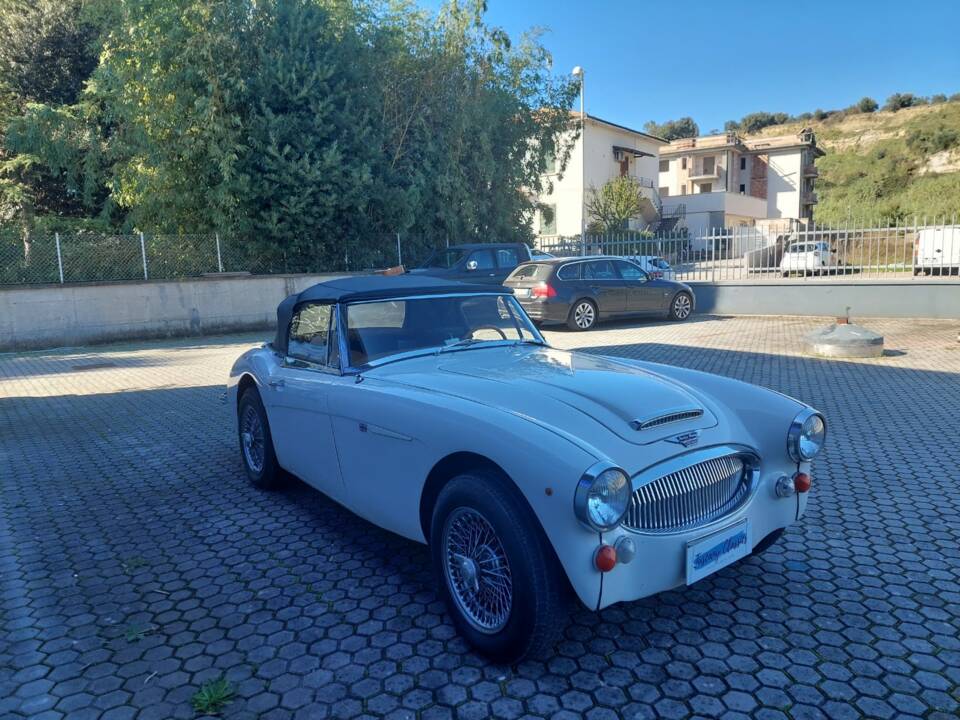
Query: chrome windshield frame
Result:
<box><xmin>338</xmin><ymin>292</ymin><xmax>547</xmax><ymax>374</ymax></box>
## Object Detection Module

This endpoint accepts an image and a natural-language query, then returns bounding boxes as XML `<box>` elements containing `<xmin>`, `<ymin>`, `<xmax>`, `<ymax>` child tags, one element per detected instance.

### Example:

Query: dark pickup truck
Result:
<box><xmin>408</xmin><ymin>243</ymin><xmax>533</xmax><ymax>285</ymax></box>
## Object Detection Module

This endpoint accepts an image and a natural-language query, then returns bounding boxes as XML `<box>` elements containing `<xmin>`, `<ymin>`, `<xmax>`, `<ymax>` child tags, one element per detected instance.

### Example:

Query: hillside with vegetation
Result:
<box><xmin>749</xmin><ymin>102</ymin><xmax>960</xmax><ymax>225</ymax></box>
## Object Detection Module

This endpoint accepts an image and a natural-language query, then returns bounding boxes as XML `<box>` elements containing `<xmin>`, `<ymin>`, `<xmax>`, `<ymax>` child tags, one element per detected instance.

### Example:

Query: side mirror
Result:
<box><xmin>466</xmin><ymin>260</ymin><xmax>479</xmax><ymax>271</ymax></box>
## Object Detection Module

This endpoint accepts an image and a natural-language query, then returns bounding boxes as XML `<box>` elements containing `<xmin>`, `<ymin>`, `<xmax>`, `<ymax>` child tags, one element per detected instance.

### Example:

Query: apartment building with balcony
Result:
<box><xmin>657</xmin><ymin>129</ymin><xmax>823</xmax><ymax>231</ymax></box>
<box><xmin>532</xmin><ymin>114</ymin><xmax>667</xmax><ymax>238</ymax></box>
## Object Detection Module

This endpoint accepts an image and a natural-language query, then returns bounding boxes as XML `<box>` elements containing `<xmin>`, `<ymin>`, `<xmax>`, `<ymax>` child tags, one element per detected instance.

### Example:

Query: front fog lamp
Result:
<box><xmin>575</xmin><ymin>464</ymin><xmax>631</xmax><ymax>531</ymax></box>
<box><xmin>787</xmin><ymin>409</ymin><xmax>827</xmax><ymax>462</ymax></box>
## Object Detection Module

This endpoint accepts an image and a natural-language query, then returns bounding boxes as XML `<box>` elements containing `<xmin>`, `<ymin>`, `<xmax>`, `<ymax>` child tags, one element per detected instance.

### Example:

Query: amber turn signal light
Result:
<box><xmin>594</xmin><ymin>544</ymin><xmax>617</xmax><ymax>572</ymax></box>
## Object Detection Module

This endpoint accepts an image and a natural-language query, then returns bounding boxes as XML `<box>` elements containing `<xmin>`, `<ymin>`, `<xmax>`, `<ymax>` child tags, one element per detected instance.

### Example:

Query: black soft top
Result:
<box><xmin>273</xmin><ymin>275</ymin><xmax>507</xmax><ymax>354</ymax></box>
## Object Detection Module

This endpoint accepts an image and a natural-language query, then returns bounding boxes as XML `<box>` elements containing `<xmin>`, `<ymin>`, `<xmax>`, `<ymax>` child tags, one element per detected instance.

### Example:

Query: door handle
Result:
<box><xmin>268</xmin><ymin>378</ymin><xmax>285</xmax><ymax>388</ymax></box>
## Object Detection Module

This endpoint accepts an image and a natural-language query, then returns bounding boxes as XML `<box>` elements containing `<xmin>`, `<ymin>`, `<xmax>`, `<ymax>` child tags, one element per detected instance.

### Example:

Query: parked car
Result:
<box><xmin>914</xmin><ymin>225</ymin><xmax>960</xmax><ymax>275</ymax></box>
<box><xmin>229</xmin><ymin>275</ymin><xmax>825</xmax><ymax>661</ymax></box>
<box><xmin>504</xmin><ymin>256</ymin><xmax>695</xmax><ymax>330</ymax></box>
<box><xmin>626</xmin><ymin>254</ymin><xmax>675</xmax><ymax>280</ymax></box>
<box><xmin>531</xmin><ymin>250</ymin><xmax>555</xmax><ymax>260</ymax></box>
<box><xmin>780</xmin><ymin>241</ymin><xmax>839</xmax><ymax>276</ymax></box>
<box><xmin>409</xmin><ymin>243</ymin><xmax>532</xmax><ymax>284</ymax></box>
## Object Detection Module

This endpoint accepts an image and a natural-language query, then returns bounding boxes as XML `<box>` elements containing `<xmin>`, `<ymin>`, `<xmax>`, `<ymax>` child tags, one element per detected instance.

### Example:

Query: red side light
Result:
<box><xmin>794</xmin><ymin>472</ymin><xmax>812</xmax><ymax>493</ymax></box>
<box><xmin>531</xmin><ymin>283</ymin><xmax>557</xmax><ymax>299</ymax></box>
<box><xmin>594</xmin><ymin>544</ymin><xmax>617</xmax><ymax>572</ymax></box>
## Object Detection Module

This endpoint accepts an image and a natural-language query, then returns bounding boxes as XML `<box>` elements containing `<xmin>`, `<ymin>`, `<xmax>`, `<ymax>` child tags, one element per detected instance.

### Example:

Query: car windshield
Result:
<box><xmin>344</xmin><ymin>294</ymin><xmax>542</xmax><ymax>367</ymax></box>
<box><xmin>420</xmin><ymin>249</ymin><xmax>466</xmax><ymax>269</ymax></box>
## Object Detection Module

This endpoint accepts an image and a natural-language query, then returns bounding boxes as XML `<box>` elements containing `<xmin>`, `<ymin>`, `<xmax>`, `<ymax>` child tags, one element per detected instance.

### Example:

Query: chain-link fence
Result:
<box><xmin>536</xmin><ymin>217</ymin><xmax>960</xmax><ymax>283</ymax></box>
<box><xmin>0</xmin><ymin>230</ymin><xmax>453</xmax><ymax>286</ymax></box>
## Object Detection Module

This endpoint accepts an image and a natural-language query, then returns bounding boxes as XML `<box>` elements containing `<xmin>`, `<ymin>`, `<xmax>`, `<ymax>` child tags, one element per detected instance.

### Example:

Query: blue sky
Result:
<box><xmin>420</xmin><ymin>0</ymin><xmax>960</xmax><ymax>134</ymax></box>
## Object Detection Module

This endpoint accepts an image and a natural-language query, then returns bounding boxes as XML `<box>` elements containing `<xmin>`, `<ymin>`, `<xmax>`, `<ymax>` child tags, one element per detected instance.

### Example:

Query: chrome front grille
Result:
<box><xmin>623</xmin><ymin>454</ymin><xmax>751</xmax><ymax>532</ymax></box>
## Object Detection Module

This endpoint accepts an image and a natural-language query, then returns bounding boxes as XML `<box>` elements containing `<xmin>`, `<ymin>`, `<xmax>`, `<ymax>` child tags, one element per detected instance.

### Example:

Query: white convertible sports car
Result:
<box><xmin>228</xmin><ymin>275</ymin><xmax>826</xmax><ymax>662</ymax></box>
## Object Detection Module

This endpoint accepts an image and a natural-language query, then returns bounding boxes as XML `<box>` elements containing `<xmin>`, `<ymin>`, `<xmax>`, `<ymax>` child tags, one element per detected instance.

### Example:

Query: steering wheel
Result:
<box><xmin>464</xmin><ymin>325</ymin><xmax>509</xmax><ymax>341</ymax></box>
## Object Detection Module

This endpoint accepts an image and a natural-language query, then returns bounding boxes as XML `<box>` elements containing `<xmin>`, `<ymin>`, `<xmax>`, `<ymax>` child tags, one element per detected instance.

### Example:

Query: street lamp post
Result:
<box><xmin>572</xmin><ymin>66</ymin><xmax>585</xmax><ymax>254</ymax></box>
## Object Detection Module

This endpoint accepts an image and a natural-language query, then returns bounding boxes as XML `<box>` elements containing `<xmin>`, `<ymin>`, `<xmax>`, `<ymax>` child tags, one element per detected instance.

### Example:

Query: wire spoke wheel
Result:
<box><xmin>240</xmin><ymin>404</ymin><xmax>265</xmax><ymax>474</ymax></box>
<box><xmin>442</xmin><ymin>507</ymin><xmax>513</xmax><ymax>634</ymax></box>
<box><xmin>574</xmin><ymin>302</ymin><xmax>595</xmax><ymax>329</ymax></box>
<box><xmin>673</xmin><ymin>294</ymin><xmax>691</xmax><ymax>319</ymax></box>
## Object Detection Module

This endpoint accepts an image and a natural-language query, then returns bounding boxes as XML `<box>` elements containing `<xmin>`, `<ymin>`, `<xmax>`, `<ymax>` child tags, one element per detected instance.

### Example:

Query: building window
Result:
<box><xmin>700</xmin><ymin>182</ymin><xmax>712</xmax><ymax>193</ymax></box>
<box><xmin>739</xmin><ymin>183</ymin><xmax>746</xmax><ymax>194</ymax></box>
<box><xmin>544</xmin><ymin>149</ymin><xmax>556</xmax><ymax>174</ymax></box>
<box><xmin>540</xmin><ymin>205</ymin><xmax>557</xmax><ymax>235</ymax></box>
<box><xmin>680</xmin><ymin>183</ymin><xmax>687</xmax><ymax>194</ymax></box>
<box><xmin>681</xmin><ymin>158</ymin><xmax>687</xmax><ymax>170</ymax></box>
<box><xmin>740</xmin><ymin>157</ymin><xmax>746</xmax><ymax>170</ymax></box>
<box><xmin>658</xmin><ymin>159</ymin><xmax>669</xmax><ymax>172</ymax></box>
<box><xmin>703</xmin><ymin>156</ymin><xmax>715</xmax><ymax>174</ymax></box>
<box><xmin>659</xmin><ymin>187</ymin><xmax>669</xmax><ymax>197</ymax></box>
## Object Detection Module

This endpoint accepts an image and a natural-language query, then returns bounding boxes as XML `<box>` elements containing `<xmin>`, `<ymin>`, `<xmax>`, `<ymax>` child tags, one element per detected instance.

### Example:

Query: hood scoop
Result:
<box><xmin>630</xmin><ymin>408</ymin><xmax>704</xmax><ymax>431</ymax></box>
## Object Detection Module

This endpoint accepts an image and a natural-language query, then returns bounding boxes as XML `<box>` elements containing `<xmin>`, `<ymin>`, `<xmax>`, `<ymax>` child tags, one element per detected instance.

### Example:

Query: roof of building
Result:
<box><xmin>571</xmin><ymin>112</ymin><xmax>668</xmax><ymax>145</ymax></box>
<box><xmin>273</xmin><ymin>275</ymin><xmax>506</xmax><ymax>353</ymax></box>
<box><xmin>660</xmin><ymin>129</ymin><xmax>823</xmax><ymax>157</ymax></box>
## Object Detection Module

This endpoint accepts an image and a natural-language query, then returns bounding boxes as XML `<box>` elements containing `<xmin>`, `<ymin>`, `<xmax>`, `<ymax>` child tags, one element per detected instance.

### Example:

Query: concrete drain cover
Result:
<box><xmin>804</xmin><ymin>321</ymin><xmax>884</xmax><ymax>358</ymax></box>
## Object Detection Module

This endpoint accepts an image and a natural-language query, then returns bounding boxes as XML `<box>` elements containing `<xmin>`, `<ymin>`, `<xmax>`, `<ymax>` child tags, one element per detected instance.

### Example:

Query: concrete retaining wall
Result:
<box><xmin>688</xmin><ymin>280</ymin><xmax>960</xmax><ymax>320</ymax></box>
<box><xmin>0</xmin><ymin>273</ymin><xmax>347</xmax><ymax>352</ymax></box>
<box><xmin>2</xmin><ymin>275</ymin><xmax>958</xmax><ymax>353</ymax></box>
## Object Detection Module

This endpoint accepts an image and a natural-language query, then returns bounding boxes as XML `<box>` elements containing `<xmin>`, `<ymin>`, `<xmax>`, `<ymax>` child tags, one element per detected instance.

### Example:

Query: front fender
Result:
<box><xmin>328</xmin><ymin>377</ymin><xmax>605</xmax><ymax>609</ymax></box>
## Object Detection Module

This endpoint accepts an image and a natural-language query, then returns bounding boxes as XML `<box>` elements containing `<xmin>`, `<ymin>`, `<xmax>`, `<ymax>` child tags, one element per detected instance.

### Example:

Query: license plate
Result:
<box><xmin>516</xmin><ymin>288</ymin><xmax>531</xmax><ymax>298</ymax></box>
<box><xmin>685</xmin><ymin>519</ymin><xmax>750</xmax><ymax>584</ymax></box>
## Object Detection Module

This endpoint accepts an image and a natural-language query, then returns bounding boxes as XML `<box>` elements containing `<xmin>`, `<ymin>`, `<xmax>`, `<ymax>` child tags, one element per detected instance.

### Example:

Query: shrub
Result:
<box><xmin>856</xmin><ymin>97</ymin><xmax>879</xmax><ymax>113</ymax></box>
<box><xmin>883</xmin><ymin>93</ymin><xmax>920</xmax><ymax>112</ymax></box>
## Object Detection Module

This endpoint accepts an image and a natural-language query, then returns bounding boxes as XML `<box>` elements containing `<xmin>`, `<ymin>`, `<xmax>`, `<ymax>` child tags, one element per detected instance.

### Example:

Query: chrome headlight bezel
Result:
<box><xmin>574</xmin><ymin>462</ymin><xmax>632</xmax><ymax>532</ymax></box>
<box><xmin>787</xmin><ymin>408</ymin><xmax>827</xmax><ymax>462</ymax></box>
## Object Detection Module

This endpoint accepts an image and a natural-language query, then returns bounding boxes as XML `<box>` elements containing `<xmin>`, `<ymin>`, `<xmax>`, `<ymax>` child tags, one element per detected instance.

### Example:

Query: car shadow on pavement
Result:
<box><xmin>548</xmin><ymin>313</ymin><xmax>736</xmax><ymax>334</ymax></box>
<box><xmin>3</xmin><ymin>341</ymin><xmax>960</xmax><ymax>719</ymax></box>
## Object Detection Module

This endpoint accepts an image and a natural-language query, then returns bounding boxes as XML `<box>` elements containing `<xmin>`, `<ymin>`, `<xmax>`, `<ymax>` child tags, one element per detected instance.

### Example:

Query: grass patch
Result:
<box><xmin>191</xmin><ymin>676</ymin><xmax>235</xmax><ymax>716</ymax></box>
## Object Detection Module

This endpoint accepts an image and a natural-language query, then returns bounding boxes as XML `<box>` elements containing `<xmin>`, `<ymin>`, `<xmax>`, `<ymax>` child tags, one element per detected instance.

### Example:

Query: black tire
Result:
<box><xmin>430</xmin><ymin>472</ymin><xmax>568</xmax><ymax>663</ymax></box>
<box><xmin>668</xmin><ymin>291</ymin><xmax>693</xmax><ymax>321</ymax></box>
<box><xmin>567</xmin><ymin>299</ymin><xmax>597</xmax><ymax>331</ymax></box>
<box><xmin>237</xmin><ymin>387</ymin><xmax>282</xmax><ymax>490</ymax></box>
<box><xmin>752</xmin><ymin>528</ymin><xmax>784</xmax><ymax>555</ymax></box>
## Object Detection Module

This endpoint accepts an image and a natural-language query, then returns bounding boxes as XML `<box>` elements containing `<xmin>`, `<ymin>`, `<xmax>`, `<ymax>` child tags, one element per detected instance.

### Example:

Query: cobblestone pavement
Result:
<box><xmin>2</xmin><ymin>315</ymin><xmax>960</xmax><ymax>720</ymax></box>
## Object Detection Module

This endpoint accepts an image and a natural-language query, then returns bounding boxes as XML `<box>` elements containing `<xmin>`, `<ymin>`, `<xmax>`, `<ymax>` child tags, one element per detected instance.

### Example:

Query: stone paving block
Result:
<box><xmin>2</xmin><ymin>318</ymin><xmax>959</xmax><ymax>718</ymax></box>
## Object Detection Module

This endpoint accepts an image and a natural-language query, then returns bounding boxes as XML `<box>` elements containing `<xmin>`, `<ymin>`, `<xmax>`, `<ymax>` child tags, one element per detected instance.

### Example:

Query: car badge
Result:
<box><xmin>666</xmin><ymin>430</ymin><xmax>700</xmax><ymax>447</ymax></box>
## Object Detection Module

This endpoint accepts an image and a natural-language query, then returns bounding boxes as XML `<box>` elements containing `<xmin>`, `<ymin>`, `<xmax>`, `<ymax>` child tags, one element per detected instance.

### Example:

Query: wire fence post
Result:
<box><xmin>396</xmin><ymin>232</ymin><xmax>402</xmax><ymax>267</ymax></box>
<box><xmin>215</xmin><ymin>233</ymin><xmax>224</xmax><ymax>273</ymax></box>
<box><xmin>140</xmin><ymin>232</ymin><xmax>148</xmax><ymax>280</ymax></box>
<box><xmin>55</xmin><ymin>232</ymin><xmax>64</xmax><ymax>284</ymax></box>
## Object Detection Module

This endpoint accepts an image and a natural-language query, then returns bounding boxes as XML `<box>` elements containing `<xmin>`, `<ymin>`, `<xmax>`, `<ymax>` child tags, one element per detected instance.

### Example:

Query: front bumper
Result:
<box><xmin>594</xmin><ymin>462</ymin><xmax>809</xmax><ymax>609</ymax></box>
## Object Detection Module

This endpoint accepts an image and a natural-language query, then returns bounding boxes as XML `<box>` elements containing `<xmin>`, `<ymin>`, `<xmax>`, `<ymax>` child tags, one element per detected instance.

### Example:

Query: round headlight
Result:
<box><xmin>575</xmin><ymin>464</ymin><xmax>631</xmax><ymax>531</ymax></box>
<box><xmin>788</xmin><ymin>409</ymin><xmax>826</xmax><ymax>462</ymax></box>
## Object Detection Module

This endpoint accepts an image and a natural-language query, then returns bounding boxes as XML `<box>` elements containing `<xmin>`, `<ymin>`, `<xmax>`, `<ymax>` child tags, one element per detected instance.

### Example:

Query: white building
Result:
<box><xmin>657</xmin><ymin>129</ymin><xmax>823</xmax><ymax>232</ymax></box>
<box><xmin>533</xmin><ymin>114</ymin><xmax>667</xmax><ymax>239</ymax></box>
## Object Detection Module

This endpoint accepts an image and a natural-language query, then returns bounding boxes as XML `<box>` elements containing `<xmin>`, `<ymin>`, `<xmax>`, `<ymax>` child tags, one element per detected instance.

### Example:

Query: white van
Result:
<box><xmin>915</xmin><ymin>226</ymin><xmax>960</xmax><ymax>275</ymax></box>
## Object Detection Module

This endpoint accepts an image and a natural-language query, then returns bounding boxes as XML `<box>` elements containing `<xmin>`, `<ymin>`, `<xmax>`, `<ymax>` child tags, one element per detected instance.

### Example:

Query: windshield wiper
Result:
<box><xmin>438</xmin><ymin>338</ymin><xmax>489</xmax><ymax>354</ymax></box>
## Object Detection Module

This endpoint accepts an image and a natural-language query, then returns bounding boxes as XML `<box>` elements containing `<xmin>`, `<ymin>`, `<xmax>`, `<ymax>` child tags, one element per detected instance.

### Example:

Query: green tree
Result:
<box><xmin>856</xmin><ymin>97</ymin><xmax>879</xmax><ymax>113</ymax></box>
<box><xmin>737</xmin><ymin>112</ymin><xmax>790</xmax><ymax>134</ymax></box>
<box><xmin>87</xmin><ymin>0</ymin><xmax>252</xmax><ymax>232</ymax></box>
<box><xmin>0</xmin><ymin>0</ymin><xmax>102</xmax><ymax>258</ymax></box>
<box><xmin>237</xmin><ymin>0</ymin><xmax>379</xmax><ymax>271</ymax></box>
<box><xmin>643</xmin><ymin>117</ymin><xmax>699</xmax><ymax>141</ymax></box>
<box><xmin>883</xmin><ymin>93</ymin><xmax>920</xmax><ymax>112</ymax></box>
<box><xmin>585</xmin><ymin>176</ymin><xmax>645</xmax><ymax>233</ymax></box>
